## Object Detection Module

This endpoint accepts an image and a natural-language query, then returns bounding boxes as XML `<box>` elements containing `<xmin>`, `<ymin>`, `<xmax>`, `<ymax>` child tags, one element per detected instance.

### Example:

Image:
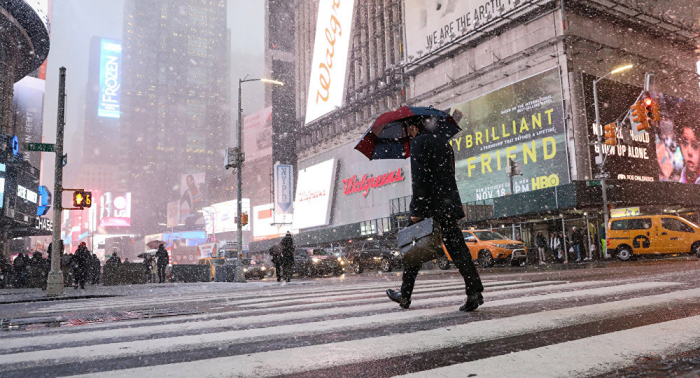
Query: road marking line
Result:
<box><xmin>0</xmin><ymin>281</ymin><xmax>681</xmax><ymax>366</ymax></box>
<box><xmin>2</xmin><ymin>281</ymin><xmax>565</xmax><ymax>348</ymax></box>
<box><xmin>397</xmin><ymin>315</ymin><xmax>700</xmax><ymax>378</ymax></box>
<box><xmin>56</xmin><ymin>283</ymin><xmax>695</xmax><ymax>378</ymax></box>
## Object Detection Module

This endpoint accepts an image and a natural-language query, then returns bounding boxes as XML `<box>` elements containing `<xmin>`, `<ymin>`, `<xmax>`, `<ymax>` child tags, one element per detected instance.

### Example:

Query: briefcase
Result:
<box><xmin>397</xmin><ymin>217</ymin><xmax>444</xmax><ymax>266</ymax></box>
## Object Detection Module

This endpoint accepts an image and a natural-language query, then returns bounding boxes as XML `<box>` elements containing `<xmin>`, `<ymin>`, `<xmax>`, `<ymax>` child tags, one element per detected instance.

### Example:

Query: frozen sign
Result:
<box><xmin>292</xmin><ymin>159</ymin><xmax>337</xmax><ymax>230</ymax></box>
<box><xmin>98</xmin><ymin>39</ymin><xmax>122</xmax><ymax>118</ymax></box>
<box><xmin>404</xmin><ymin>0</ymin><xmax>522</xmax><ymax>56</ymax></box>
<box><xmin>304</xmin><ymin>0</ymin><xmax>355</xmax><ymax>125</ymax></box>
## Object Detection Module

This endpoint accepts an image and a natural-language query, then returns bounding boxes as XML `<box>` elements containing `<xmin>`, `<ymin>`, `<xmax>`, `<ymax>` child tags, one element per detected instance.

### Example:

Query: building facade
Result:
<box><xmin>250</xmin><ymin>0</ymin><xmax>700</xmax><ymax>252</ymax></box>
<box><xmin>121</xmin><ymin>0</ymin><xmax>230</xmax><ymax>237</ymax></box>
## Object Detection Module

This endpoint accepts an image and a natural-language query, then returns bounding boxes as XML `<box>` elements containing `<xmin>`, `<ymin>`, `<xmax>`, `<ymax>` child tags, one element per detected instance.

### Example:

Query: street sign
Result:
<box><xmin>594</xmin><ymin>172</ymin><xmax>610</xmax><ymax>179</ymax></box>
<box><xmin>587</xmin><ymin>180</ymin><xmax>601</xmax><ymax>187</ymax></box>
<box><xmin>24</xmin><ymin>142</ymin><xmax>55</xmax><ymax>152</ymax></box>
<box><xmin>274</xmin><ymin>164</ymin><xmax>294</xmax><ymax>217</ymax></box>
<box><xmin>12</xmin><ymin>136</ymin><xmax>19</xmax><ymax>155</ymax></box>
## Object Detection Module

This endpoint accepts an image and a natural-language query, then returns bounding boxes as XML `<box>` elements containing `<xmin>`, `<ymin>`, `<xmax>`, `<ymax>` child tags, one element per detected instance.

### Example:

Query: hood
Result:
<box><xmin>484</xmin><ymin>239</ymin><xmax>523</xmax><ymax>245</ymax></box>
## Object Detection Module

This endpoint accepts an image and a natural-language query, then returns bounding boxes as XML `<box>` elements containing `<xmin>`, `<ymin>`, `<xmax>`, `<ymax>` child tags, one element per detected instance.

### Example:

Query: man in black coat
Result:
<box><xmin>280</xmin><ymin>232</ymin><xmax>294</xmax><ymax>282</ymax></box>
<box><xmin>74</xmin><ymin>243</ymin><xmax>91</xmax><ymax>289</ymax></box>
<box><xmin>155</xmin><ymin>244</ymin><xmax>169</xmax><ymax>283</ymax></box>
<box><xmin>386</xmin><ymin>117</ymin><xmax>484</xmax><ymax>311</ymax></box>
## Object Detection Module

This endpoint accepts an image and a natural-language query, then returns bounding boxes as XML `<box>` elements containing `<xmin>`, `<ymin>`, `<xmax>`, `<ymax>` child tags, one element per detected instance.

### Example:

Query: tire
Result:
<box><xmin>692</xmin><ymin>242</ymin><xmax>700</xmax><ymax>258</ymax></box>
<box><xmin>380</xmin><ymin>258</ymin><xmax>393</xmax><ymax>272</ymax></box>
<box><xmin>479</xmin><ymin>251</ymin><xmax>494</xmax><ymax>267</ymax></box>
<box><xmin>305</xmin><ymin>265</ymin><xmax>316</xmax><ymax>277</ymax></box>
<box><xmin>353</xmin><ymin>261</ymin><xmax>363</xmax><ymax>274</ymax></box>
<box><xmin>617</xmin><ymin>245</ymin><xmax>633</xmax><ymax>261</ymax></box>
<box><xmin>510</xmin><ymin>259</ymin><xmax>521</xmax><ymax>267</ymax></box>
<box><xmin>437</xmin><ymin>255</ymin><xmax>450</xmax><ymax>270</ymax></box>
<box><xmin>334</xmin><ymin>268</ymin><xmax>344</xmax><ymax>276</ymax></box>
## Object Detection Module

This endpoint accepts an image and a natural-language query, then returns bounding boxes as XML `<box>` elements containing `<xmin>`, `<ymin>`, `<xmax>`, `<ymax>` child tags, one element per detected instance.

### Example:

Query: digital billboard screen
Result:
<box><xmin>584</xmin><ymin>74</ymin><xmax>700</xmax><ymax>185</ymax></box>
<box><xmin>447</xmin><ymin>68</ymin><xmax>570</xmax><ymax>203</ymax></box>
<box><xmin>292</xmin><ymin>159</ymin><xmax>337</xmax><ymax>230</ymax></box>
<box><xmin>98</xmin><ymin>38</ymin><xmax>122</xmax><ymax>118</ymax></box>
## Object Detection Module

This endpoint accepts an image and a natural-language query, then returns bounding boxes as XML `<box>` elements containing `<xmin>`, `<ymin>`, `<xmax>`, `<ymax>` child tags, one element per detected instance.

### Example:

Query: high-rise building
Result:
<box><xmin>121</xmin><ymin>0</ymin><xmax>230</xmax><ymax>236</ymax></box>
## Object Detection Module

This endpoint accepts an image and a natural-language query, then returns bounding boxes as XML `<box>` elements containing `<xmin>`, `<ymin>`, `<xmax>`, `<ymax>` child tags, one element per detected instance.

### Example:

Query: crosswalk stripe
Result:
<box><xmin>9</xmin><ymin>280</ymin><xmax>566</xmax><ymax>340</ymax></box>
<box><xmin>398</xmin><ymin>314</ymin><xmax>700</xmax><ymax>378</ymax></box>
<box><xmin>1</xmin><ymin>281</ymin><xmax>565</xmax><ymax>351</ymax></box>
<box><xmin>0</xmin><ymin>281</ymin><xmax>679</xmax><ymax>361</ymax></box>
<box><xmin>58</xmin><ymin>286</ymin><xmax>700</xmax><ymax>378</ymax></box>
<box><xmin>27</xmin><ymin>278</ymin><xmax>486</xmax><ymax>314</ymax></box>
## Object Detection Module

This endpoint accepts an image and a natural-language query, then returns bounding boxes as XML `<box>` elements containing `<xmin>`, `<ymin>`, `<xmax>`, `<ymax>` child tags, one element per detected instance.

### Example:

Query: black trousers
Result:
<box><xmin>157</xmin><ymin>264</ymin><xmax>167</xmax><ymax>283</ymax></box>
<box><xmin>282</xmin><ymin>264</ymin><xmax>293</xmax><ymax>281</ymax></box>
<box><xmin>401</xmin><ymin>218</ymin><xmax>484</xmax><ymax>300</ymax></box>
<box><xmin>274</xmin><ymin>263</ymin><xmax>282</xmax><ymax>279</ymax></box>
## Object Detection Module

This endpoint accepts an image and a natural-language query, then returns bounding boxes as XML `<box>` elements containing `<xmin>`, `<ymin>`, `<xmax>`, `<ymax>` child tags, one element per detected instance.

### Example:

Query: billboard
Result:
<box><xmin>99</xmin><ymin>192</ymin><xmax>131</xmax><ymax>227</ymax></box>
<box><xmin>166</xmin><ymin>200</ymin><xmax>180</xmax><ymax>228</ymax></box>
<box><xmin>180</xmin><ymin>173</ymin><xmax>206</xmax><ymax>224</ymax></box>
<box><xmin>403</xmin><ymin>0</ymin><xmax>522</xmax><ymax>57</ymax></box>
<box><xmin>243</xmin><ymin>106</ymin><xmax>273</xmax><ymax>162</ymax></box>
<box><xmin>304</xmin><ymin>0</ymin><xmax>355</xmax><ymax>124</ymax></box>
<box><xmin>13</xmin><ymin>76</ymin><xmax>45</xmax><ymax>168</ymax></box>
<box><xmin>585</xmin><ymin>74</ymin><xmax>700</xmax><ymax>184</ymax></box>
<box><xmin>447</xmin><ymin>69</ymin><xmax>569</xmax><ymax>203</ymax></box>
<box><xmin>274</xmin><ymin>163</ymin><xmax>293</xmax><ymax>224</ymax></box>
<box><xmin>98</xmin><ymin>38</ymin><xmax>122</xmax><ymax>118</ymax></box>
<box><xmin>253</xmin><ymin>203</ymin><xmax>293</xmax><ymax>241</ymax></box>
<box><xmin>202</xmin><ymin>199</ymin><xmax>251</xmax><ymax>234</ymax></box>
<box><xmin>292</xmin><ymin>159</ymin><xmax>337</xmax><ymax>229</ymax></box>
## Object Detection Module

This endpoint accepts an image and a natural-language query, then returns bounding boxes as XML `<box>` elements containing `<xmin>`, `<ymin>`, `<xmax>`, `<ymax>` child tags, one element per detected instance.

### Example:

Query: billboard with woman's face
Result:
<box><xmin>180</xmin><ymin>173</ymin><xmax>206</xmax><ymax>225</ymax></box>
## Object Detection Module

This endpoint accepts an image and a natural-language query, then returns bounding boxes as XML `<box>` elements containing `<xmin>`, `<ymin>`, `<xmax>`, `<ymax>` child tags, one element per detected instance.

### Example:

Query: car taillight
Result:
<box><xmin>606</xmin><ymin>239</ymin><xmax>609</xmax><ymax>247</ymax></box>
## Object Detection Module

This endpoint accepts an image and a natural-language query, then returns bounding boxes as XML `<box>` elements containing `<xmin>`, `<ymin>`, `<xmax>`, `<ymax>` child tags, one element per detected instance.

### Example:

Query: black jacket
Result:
<box><xmin>74</xmin><ymin>247</ymin><xmax>91</xmax><ymax>269</ymax></box>
<box><xmin>156</xmin><ymin>246</ymin><xmax>170</xmax><ymax>266</ymax></box>
<box><xmin>536</xmin><ymin>234</ymin><xmax>547</xmax><ymax>248</ymax></box>
<box><xmin>409</xmin><ymin>133</ymin><xmax>465</xmax><ymax>221</ymax></box>
<box><xmin>281</xmin><ymin>235</ymin><xmax>294</xmax><ymax>265</ymax></box>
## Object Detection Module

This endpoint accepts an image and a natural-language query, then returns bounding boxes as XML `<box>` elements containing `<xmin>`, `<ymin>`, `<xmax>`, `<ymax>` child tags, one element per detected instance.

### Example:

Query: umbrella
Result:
<box><xmin>147</xmin><ymin>240</ymin><xmax>167</xmax><ymax>250</ymax></box>
<box><xmin>354</xmin><ymin>106</ymin><xmax>462</xmax><ymax>160</ymax></box>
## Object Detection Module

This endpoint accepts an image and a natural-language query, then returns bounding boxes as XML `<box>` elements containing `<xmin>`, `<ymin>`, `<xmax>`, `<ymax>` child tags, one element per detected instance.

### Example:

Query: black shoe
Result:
<box><xmin>459</xmin><ymin>292</ymin><xmax>484</xmax><ymax>312</ymax></box>
<box><xmin>277</xmin><ymin>278</ymin><xmax>281</xmax><ymax>282</ymax></box>
<box><xmin>386</xmin><ymin>289</ymin><xmax>411</xmax><ymax>309</ymax></box>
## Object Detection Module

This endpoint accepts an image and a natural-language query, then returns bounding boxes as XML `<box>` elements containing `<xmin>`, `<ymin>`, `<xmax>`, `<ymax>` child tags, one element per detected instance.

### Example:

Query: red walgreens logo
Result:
<box><xmin>343</xmin><ymin>168</ymin><xmax>405</xmax><ymax>197</ymax></box>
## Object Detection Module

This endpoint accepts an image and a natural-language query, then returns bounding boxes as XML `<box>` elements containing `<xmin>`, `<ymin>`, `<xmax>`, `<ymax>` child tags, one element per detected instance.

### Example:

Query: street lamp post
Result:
<box><xmin>593</xmin><ymin>64</ymin><xmax>633</xmax><ymax>259</ymax></box>
<box><xmin>234</xmin><ymin>77</ymin><xmax>284</xmax><ymax>283</ymax></box>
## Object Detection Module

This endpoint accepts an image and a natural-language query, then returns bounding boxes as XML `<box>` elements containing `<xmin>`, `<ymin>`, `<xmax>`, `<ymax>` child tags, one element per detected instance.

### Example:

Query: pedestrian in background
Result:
<box><xmin>549</xmin><ymin>232</ymin><xmax>561</xmax><ymax>262</ymax></box>
<box><xmin>572</xmin><ymin>227</ymin><xmax>584</xmax><ymax>262</ymax></box>
<box><xmin>74</xmin><ymin>243</ymin><xmax>91</xmax><ymax>289</ymax></box>
<box><xmin>269</xmin><ymin>245</ymin><xmax>283</xmax><ymax>282</ymax></box>
<box><xmin>13</xmin><ymin>252</ymin><xmax>28</xmax><ymax>288</ymax></box>
<box><xmin>386</xmin><ymin>117</ymin><xmax>484</xmax><ymax>312</ymax></box>
<box><xmin>155</xmin><ymin>244</ymin><xmax>169</xmax><ymax>283</ymax></box>
<box><xmin>536</xmin><ymin>231</ymin><xmax>547</xmax><ymax>265</ymax></box>
<box><xmin>90</xmin><ymin>254</ymin><xmax>101</xmax><ymax>285</ymax></box>
<box><xmin>281</xmin><ymin>232</ymin><xmax>294</xmax><ymax>283</ymax></box>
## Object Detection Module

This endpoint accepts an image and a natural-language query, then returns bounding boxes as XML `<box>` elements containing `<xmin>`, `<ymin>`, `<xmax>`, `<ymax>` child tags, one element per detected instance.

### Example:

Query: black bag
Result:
<box><xmin>397</xmin><ymin>218</ymin><xmax>444</xmax><ymax>266</ymax></box>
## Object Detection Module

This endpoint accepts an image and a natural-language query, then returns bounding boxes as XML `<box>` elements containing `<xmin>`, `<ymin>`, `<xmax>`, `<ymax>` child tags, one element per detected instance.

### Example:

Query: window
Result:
<box><xmin>610</xmin><ymin>218</ymin><xmax>652</xmax><ymax>230</ymax></box>
<box><xmin>464</xmin><ymin>233</ymin><xmax>477</xmax><ymax>242</ymax></box>
<box><xmin>662</xmin><ymin>218</ymin><xmax>694</xmax><ymax>233</ymax></box>
<box><xmin>473</xmin><ymin>231</ymin><xmax>507</xmax><ymax>241</ymax></box>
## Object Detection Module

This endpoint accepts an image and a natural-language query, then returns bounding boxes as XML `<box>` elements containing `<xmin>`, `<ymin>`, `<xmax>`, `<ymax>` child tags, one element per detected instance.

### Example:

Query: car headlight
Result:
<box><xmin>493</xmin><ymin>244</ymin><xmax>509</xmax><ymax>249</ymax></box>
<box><xmin>243</xmin><ymin>268</ymin><xmax>248</xmax><ymax>272</ymax></box>
<box><xmin>261</xmin><ymin>267</ymin><xmax>266</xmax><ymax>270</ymax></box>
<box><xmin>392</xmin><ymin>251</ymin><xmax>400</xmax><ymax>256</ymax></box>
<box><xmin>312</xmin><ymin>258</ymin><xmax>320</xmax><ymax>263</ymax></box>
<box><xmin>337</xmin><ymin>257</ymin><xmax>342</xmax><ymax>261</ymax></box>
<box><xmin>340</xmin><ymin>261</ymin><xmax>345</xmax><ymax>265</ymax></box>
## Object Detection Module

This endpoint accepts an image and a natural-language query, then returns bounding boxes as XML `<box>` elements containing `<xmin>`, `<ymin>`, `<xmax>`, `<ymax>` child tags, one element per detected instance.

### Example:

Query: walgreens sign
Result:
<box><xmin>304</xmin><ymin>0</ymin><xmax>355</xmax><ymax>125</ymax></box>
<box><xmin>342</xmin><ymin>168</ymin><xmax>405</xmax><ymax>197</ymax></box>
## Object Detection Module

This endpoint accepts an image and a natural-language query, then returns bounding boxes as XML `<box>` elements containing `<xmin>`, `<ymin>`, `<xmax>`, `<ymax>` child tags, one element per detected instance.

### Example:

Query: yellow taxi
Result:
<box><xmin>197</xmin><ymin>257</ymin><xmax>227</xmax><ymax>281</ymax></box>
<box><xmin>607</xmin><ymin>215</ymin><xmax>700</xmax><ymax>260</ymax></box>
<box><xmin>440</xmin><ymin>230</ymin><xmax>527</xmax><ymax>268</ymax></box>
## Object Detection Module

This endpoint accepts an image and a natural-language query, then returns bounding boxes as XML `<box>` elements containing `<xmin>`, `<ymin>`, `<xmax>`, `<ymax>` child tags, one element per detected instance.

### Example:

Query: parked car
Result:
<box><xmin>347</xmin><ymin>241</ymin><xmax>402</xmax><ymax>274</ymax></box>
<box><xmin>607</xmin><ymin>215</ymin><xmax>700</xmax><ymax>261</ymax></box>
<box><xmin>448</xmin><ymin>230</ymin><xmax>527</xmax><ymax>268</ymax></box>
<box><xmin>293</xmin><ymin>248</ymin><xmax>345</xmax><ymax>277</ymax></box>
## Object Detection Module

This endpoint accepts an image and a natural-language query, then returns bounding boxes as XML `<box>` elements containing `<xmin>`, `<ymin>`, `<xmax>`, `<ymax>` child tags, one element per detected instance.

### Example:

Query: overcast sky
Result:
<box><xmin>40</xmin><ymin>0</ymin><xmax>265</xmax><ymax>191</ymax></box>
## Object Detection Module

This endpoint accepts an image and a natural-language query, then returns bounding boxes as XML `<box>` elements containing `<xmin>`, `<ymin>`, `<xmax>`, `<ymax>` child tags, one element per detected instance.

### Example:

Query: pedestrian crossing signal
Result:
<box><xmin>73</xmin><ymin>191</ymin><xmax>92</xmax><ymax>208</ymax></box>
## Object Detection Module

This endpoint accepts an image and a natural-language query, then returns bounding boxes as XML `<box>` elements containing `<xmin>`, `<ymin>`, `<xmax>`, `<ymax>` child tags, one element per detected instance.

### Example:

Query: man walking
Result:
<box><xmin>536</xmin><ymin>231</ymin><xmax>547</xmax><ymax>265</ymax></box>
<box><xmin>572</xmin><ymin>227</ymin><xmax>584</xmax><ymax>262</ymax></box>
<box><xmin>281</xmin><ymin>232</ymin><xmax>294</xmax><ymax>283</ymax></box>
<box><xmin>74</xmin><ymin>243</ymin><xmax>91</xmax><ymax>289</ymax></box>
<box><xmin>155</xmin><ymin>244</ymin><xmax>169</xmax><ymax>283</ymax></box>
<box><xmin>386</xmin><ymin>116</ymin><xmax>484</xmax><ymax>312</ymax></box>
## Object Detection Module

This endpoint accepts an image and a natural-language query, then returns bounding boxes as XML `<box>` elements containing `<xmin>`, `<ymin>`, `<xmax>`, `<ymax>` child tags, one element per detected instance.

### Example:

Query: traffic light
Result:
<box><xmin>644</xmin><ymin>96</ymin><xmax>661</xmax><ymax>124</ymax></box>
<box><xmin>631</xmin><ymin>101</ymin><xmax>650</xmax><ymax>132</ymax></box>
<box><xmin>604</xmin><ymin>123</ymin><xmax>617</xmax><ymax>146</ymax></box>
<box><xmin>72</xmin><ymin>190</ymin><xmax>92</xmax><ymax>208</ymax></box>
<box><xmin>241</xmin><ymin>213</ymin><xmax>249</xmax><ymax>226</ymax></box>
